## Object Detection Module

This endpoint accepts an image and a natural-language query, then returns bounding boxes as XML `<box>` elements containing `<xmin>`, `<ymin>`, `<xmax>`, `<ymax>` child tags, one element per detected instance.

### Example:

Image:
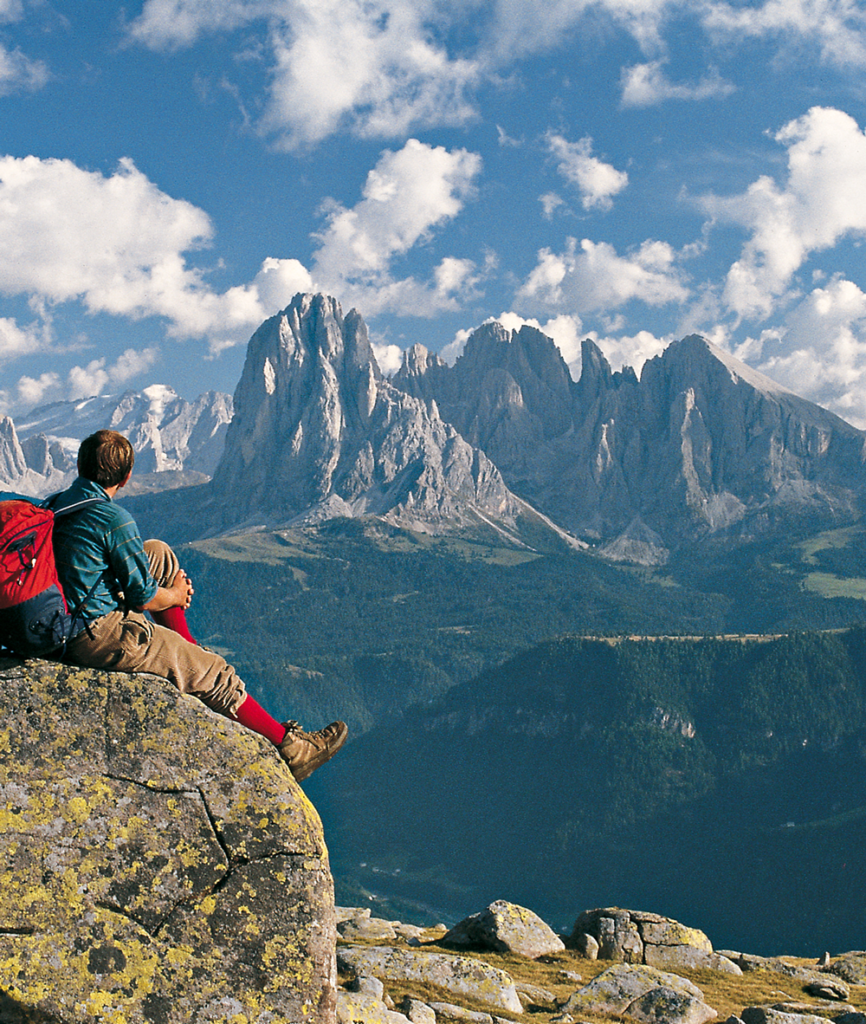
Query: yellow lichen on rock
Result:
<box><xmin>0</xmin><ymin>657</ymin><xmax>337</xmax><ymax>1024</ymax></box>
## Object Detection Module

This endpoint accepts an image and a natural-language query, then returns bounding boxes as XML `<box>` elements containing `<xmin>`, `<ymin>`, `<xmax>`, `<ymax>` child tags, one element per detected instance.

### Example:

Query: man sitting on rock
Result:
<box><xmin>51</xmin><ymin>428</ymin><xmax>347</xmax><ymax>781</ymax></box>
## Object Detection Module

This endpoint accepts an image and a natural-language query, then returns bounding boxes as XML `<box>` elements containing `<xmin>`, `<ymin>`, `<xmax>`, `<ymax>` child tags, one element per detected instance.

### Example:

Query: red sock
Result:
<box><xmin>231</xmin><ymin>695</ymin><xmax>287</xmax><ymax>746</ymax></box>
<box><xmin>151</xmin><ymin>606</ymin><xmax>197</xmax><ymax>645</ymax></box>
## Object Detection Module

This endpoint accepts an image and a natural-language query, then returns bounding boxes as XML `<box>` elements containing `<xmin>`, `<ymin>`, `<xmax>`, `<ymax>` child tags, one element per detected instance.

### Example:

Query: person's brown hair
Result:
<box><xmin>77</xmin><ymin>430</ymin><xmax>135</xmax><ymax>488</ymax></box>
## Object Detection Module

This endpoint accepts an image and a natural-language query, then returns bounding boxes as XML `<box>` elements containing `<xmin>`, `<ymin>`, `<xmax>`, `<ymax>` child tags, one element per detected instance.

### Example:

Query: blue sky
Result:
<box><xmin>2</xmin><ymin>1</ymin><xmax>866</xmax><ymax>424</ymax></box>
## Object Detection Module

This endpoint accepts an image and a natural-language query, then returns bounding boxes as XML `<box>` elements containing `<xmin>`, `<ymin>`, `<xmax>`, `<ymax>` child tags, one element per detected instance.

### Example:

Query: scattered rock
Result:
<box><xmin>340</xmin><ymin>915</ymin><xmax>399</xmax><ymax>941</ymax></box>
<box><xmin>741</xmin><ymin>1008</ymin><xmax>832</xmax><ymax>1024</ymax></box>
<box><xmin>559</xmin><ymin>962</ymin><xmax>716</xmax><ymax>1023</ymax></box>
<box><xmin>627</xmin><ymin>984</ymin><xmax>718</xmax><ymax>1024</ymax></box>
<box><xmin>337</xmin><ymin>945</ymin><xmax>524</xmax><ymax>1013</ymax></box>
<box><xmin>574</xmin><ymin>932</ymin><xmax>600</xmax><ymax>960</ymax></box>
<box><xmin>401</xmin><ymin>997</ymin><xmax>438</xmax><ymax>1024</ymax></box>
<box><xmin>771</xmin><ymin>1002</ymin><xmax>855</xmax><ymax>1016</ymax></box>
<box><xmin>350</xmin><ymin>975</ymin><xmax>387</xmax><ymax>999</ymax></box>
<box><xmin>737</xmin><ymin>955</ymin><xmax>835</xmax><ymax>987</ymax></box>
<box><xmin>338</xmin><ymin>905</ymin><xmax>373</xmax><ymax>923</ymax></box>
<box><xmin>558</xmin><ymin>970</ymin><xmax>583</xmax><ymax>983</ymax></box>
<box><xmin>827</xmin><ymin>954</ymin><xmax>866</xmax><ymax>985</ymax></box>
<box><xmin>571</xmin><ymin>908</ymin><xmax>712</xmax><ymax>965</ymax></box>
<box><xmin>337</xmin><ymin>990</ymin><xmax>411</xmax><ymax>1024</ymax></box>
<box><xmin>444</xmin><ymin>900</ymin><xmax>565</xmax><ymax>959</ymax></box>
<box><xmin>429</xmin><ymin>1002</ymin><xmax>496</xmax><ymax>1023</ymax></box>
<box><xmin>645</xmin><ymin>945</ymin><xmax>742</xmax><ymax>975</ymax></box>
<box><xmin>514</xmin><ymin>981</ymin><xmax>557</xmax><ymax>1009</ymax></box>
<box><xmin>804</xmin><ymin>978</ymin><xmax>851</xmax><ymax>1001</ymax></box>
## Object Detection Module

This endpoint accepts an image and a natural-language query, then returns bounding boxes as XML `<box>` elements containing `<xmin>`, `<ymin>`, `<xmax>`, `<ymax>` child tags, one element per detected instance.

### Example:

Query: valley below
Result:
<box><xmin>149</xmin><ymin>517</ymin><xmax>866</xmax><ymax>957</ymax></box>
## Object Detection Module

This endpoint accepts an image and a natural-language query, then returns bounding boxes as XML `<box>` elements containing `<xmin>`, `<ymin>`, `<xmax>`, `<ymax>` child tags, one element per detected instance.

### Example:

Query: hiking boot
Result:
<box><xmin>278</xmin><ymin>719</ymin><xmax>348</xmax><ymax>781</ymax></box>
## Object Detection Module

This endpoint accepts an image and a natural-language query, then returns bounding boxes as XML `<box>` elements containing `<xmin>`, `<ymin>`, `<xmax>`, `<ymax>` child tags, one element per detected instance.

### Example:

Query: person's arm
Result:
<box><xmin>136</xmin><ymin>570</ymin><xmax>194</xmax><ymax>613</ymax></box>
<box><xmin>102</xmin><ymin>508</ymin><xmax>188</xmax><ymax>613</ymax></box>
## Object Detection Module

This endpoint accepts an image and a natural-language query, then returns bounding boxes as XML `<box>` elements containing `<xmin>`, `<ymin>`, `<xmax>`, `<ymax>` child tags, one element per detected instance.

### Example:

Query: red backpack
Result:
<box><xmin>0</xmin><ymin>495</ymin><xmax>103</xmax><ymax>657</ymax></box>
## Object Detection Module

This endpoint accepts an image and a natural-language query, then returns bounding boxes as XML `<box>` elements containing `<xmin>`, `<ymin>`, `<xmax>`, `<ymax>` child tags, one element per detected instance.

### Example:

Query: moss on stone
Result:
<box><xmin>0</xmin><ymin>657</ymin><xmax>337</xmax><ymax>1024</ymax></box>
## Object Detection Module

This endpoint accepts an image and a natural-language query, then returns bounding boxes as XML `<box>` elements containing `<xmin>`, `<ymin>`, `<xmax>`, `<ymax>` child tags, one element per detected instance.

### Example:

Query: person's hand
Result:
<box><xmin>171</xmin><ymin>569</ymin><xmax>194</xmax><ymax>609</ymax></box>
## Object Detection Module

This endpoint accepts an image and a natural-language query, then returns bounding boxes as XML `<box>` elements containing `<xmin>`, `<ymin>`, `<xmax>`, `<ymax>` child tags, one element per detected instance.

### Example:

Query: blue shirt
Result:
<box><xmin>51</xmin><ymin>477</ymin><xmax>158</xmax><ymax>619</ymax></box>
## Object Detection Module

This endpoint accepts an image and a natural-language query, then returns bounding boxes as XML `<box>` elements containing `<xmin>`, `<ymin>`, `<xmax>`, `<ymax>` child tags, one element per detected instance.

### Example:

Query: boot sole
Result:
<box><xmin>291</xmin><ymin>722</ymin><xmax>349</xmax><ymax>782</ymax></box>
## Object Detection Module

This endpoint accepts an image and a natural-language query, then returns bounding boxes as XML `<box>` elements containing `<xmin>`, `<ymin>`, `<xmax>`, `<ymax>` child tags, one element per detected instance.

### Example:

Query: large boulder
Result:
<box><xmin>443</xmin><ymin>900</ymin><xmax>565</xmax><ymax>959</ymax></box>
<box><xmin>558</xmin><ymin>962</ymin><xmax>717</xmax><ymax>1024</ymax></box>
<box><xmin>0</xmin><ymin>657</ymin><xmax>336</xmax><ymax>1024</ymax></box>
<box><xmin>336</xmin><ymin>946</ymin><xmax>523</xmax><ymax>1013</ymax></box>
<box><xmin>571</xmin><ymin>908</ymin><xmax>715</xmax><ymax>965</ymax></box>
<box><xmin>827</xmin><ymin>953</ymin><xmax>866</xmax><ymax>985</ymax></box>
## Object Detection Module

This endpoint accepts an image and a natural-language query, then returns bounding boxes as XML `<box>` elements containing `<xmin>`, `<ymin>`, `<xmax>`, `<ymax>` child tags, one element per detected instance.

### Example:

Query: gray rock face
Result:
<box><xmin>804</xmin><ymin>977</ymin><xmax>850</xmax><ymax>1000</ymax></box>
<box><xmin>11</xmin><ymin>293</ymin><xmax>862</xmax><ymax>553</ymax></box>
<box><xmin>396</xmin><ymin>326</ymin><xmax>866</xmax><ymax>551</ymax></box>
<box><xmin>210</xmin><ymin>294</ymin><xmax>538</xmax><ymax>540</ymax></box>
<box><xmin>741</xmin><ymin>1008</ymin><xmax>831</xmax><ymax>1024</ymax></box>
<box><xmin>0</xmin><ymin>657</ymin><xmax>336</xmax><ymax>1024</ymax></box>
<box><xmin>337</xmin><ymin>990</ymin><xmax>411</xmax><ymax>1024</ymax></box>
<box><xmin>444</xmin><ymin>900</ymin><xmax>565</xmax><ymax>959</ymax></box>
<box><xmin>339</xmin><ymin>915</ymin><xmax>399</xmax><ymax>941</ymax></box>
<box><xmin>0</xmin><ymin>415</ymin><xmax>31</xmax><ymax>490</ymax></box>
<box><xmin>336</xmin><ymin>944</ymin><xmax>524</xmax><ymax>1013</ymax></box>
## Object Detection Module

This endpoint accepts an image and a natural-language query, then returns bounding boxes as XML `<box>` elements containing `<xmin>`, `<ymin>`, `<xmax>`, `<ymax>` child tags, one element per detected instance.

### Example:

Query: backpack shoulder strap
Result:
<box><xmin>42</xmin><ymin>493</ymin><xmax>108</xmax><ymax>518</ymax></box>
<box><xmin>41</xmin><ymin>491</ymin><xmax>112</xmax><ymax>636</ymax></box>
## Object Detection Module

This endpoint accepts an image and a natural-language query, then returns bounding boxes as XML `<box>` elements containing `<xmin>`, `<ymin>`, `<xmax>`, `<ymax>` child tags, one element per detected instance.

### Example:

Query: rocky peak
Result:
<box><xmin>575</xmin><ymin>339</ymin><xmax>615</xmax><ymax>407</ymax></box>
<box><xmin>210</xmin><ymin>294</ymin><xmax>540</xmax><ymax>540</ymax></box>
<box><xmin>451</xmin><ymin>321</ymin><xmax>574</xmax><ymax>439</ymax></box>
<box><xmin>0</xmin><ymin>415</ymin><xmax>27</xmax><ymax>483</ymax></box>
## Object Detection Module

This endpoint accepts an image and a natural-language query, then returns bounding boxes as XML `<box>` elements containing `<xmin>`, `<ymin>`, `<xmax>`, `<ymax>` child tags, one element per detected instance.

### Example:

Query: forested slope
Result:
<box><xmin>311</xmin><ymin>628</ymin><xmax>866</xmax><ymax>957</ymax></box>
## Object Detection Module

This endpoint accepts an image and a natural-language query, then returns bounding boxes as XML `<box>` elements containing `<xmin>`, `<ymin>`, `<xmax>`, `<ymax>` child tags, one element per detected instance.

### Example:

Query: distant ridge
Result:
<box><xmin>3</xmin><ymin>293</ymin><xmax>865</xmax><ymax>557</ymax></box>
<box><xmin>0</xmin><ymin>386</ymin><xmax>232</xmax><ymax>496</ymax></box>
<box><xmin>204</xmin><ymin>294</ymin><xmax>866</xmax><ymax>554</ymax></box>
<box><xmin>395</xmin><ymin>324</ymin><xmax>866</xmax><ymax>550</ymax></box>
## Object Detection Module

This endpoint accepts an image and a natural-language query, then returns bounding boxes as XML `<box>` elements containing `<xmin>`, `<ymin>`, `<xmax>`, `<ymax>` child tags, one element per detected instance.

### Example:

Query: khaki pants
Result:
<box><xmin>65</xmin><ymin>539</ymin><xmax>246</xmax><ymax>716</ymax></box>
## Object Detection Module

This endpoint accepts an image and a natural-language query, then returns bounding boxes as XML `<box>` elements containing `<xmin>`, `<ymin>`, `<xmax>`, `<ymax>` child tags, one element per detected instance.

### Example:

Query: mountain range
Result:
<box><xmin>0</xmin><ymin>384</ymin><xmax>232</xmax><ymax>497</ymax></box>
<box><xmin>3</xmin><ymin>292</ymin><xmax>864</xmax><ymax>563</ymax></box>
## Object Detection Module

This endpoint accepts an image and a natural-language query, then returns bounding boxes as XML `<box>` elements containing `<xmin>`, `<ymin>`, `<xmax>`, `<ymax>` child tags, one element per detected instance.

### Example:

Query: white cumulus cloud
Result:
<box><xmin>0</xmin><ymin>44</ymin><xmax>49</xmax><ymax>95</ymax></box>
<box><xmin>129</xmin><ymin>0</ymin><xmax>479</xmax><ymax>147</ymax></box>
<box><xmin>517</xmin><ymin>237</ymin><xmax>689</xmax><ymax>314</ymax></box>
<box><xmin>0</xmin><ymin>140</ymin><xmax>484</xmax><ymax>369</ymax></box>
<box><xmin>0</xmin><ymin>315</ymin><xmax>50</xmax><ymax>362</ymax></box>
<box><xmin>545</xmin><ymin>133</ymin><xmax>628</xmax><ymax>212</ymax></box>
<box><xmin>741</xmin><ymin>277</ymin><xmax>866</xmax><ymax>427</ymax></box>
<box><xmin>702</xmin><ymin>0</ymin><xmax>866</xmax><ymax>68</ymax></box>
<box><xmin>0</xmin><ymin>154</ymin><xmax>296</xmax><ymax>355</ymax></box>
<box><xmin>700</xmin><ymin>106</ymin><xmax>866</xmax><ymax>320</ymax></box>
<box><xmin>620</xmin><ymin>61</ymin><xmax>735</xmax><ymax>107</ymax></box>
<box><xmin>310</xmin><ymin>138</ymin><xmax>483</xmax><ymax>315</ymax></box>
<box><xmin>0</xmin><ymin>155</ymin><xmax>213</xmax><ymax>320</ymax></box>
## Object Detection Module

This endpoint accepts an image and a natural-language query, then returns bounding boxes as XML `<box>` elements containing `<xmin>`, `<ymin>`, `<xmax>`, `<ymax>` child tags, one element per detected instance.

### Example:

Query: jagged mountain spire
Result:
<box><xmin>209</xmin><ymin>294</ymin><xmax>545</xmax><ymax>541</ymax></box>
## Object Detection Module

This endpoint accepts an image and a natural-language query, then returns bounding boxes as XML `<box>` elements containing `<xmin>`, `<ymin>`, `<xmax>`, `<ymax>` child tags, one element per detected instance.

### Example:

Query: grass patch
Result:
<box><xmin>190</xmin><ymin>531</ymin><xmax>314</xmax><ymax>565</ymax></box>
<box><xmin>797</xmin><ymin>526</ymin><xmax>865</xmax><ymax>566</ymax></box>
<box><xmin>803</xmin><ymin>572</ymin><xmax>866</xmax><ymax>600</ymax></box>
